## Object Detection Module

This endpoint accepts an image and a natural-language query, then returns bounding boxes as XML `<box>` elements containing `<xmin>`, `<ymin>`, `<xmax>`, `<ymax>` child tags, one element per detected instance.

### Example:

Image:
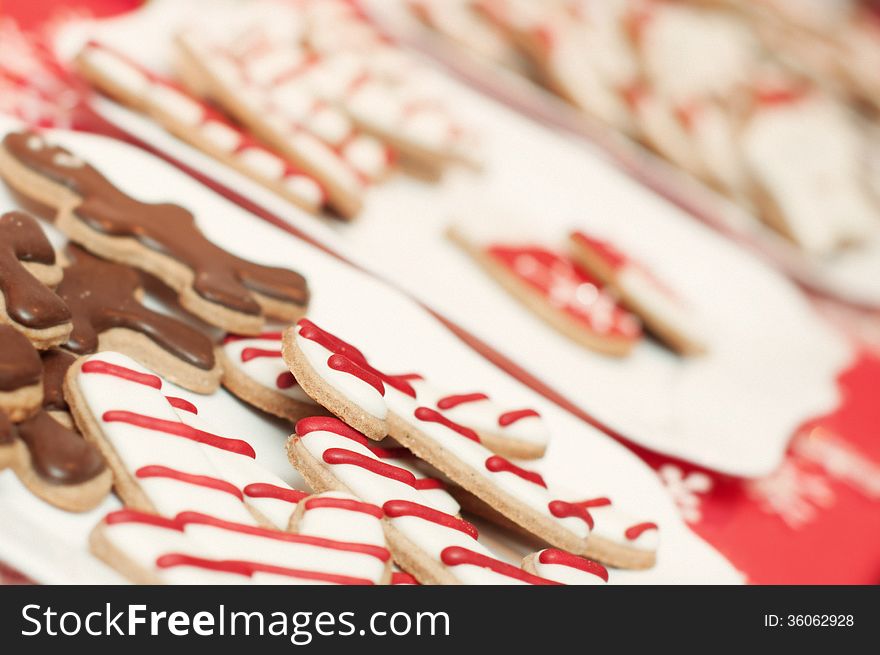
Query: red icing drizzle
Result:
<box><xmin>484</xmin><ymin>455</ymin><xmax>547</xmax><ymax>488</ymax></box>
<box><xmin>81</xmin><ymin>360</ymin><xmax>162</xmax><ymax>389</ymax></box>
<box><xmin>296</xmin><ymin>415</ymin><xmax>409</xmax><ymax>460</ymax></box>
<box><xmin>625</xmin><ymin>522</ymin><xmax>659</xmax><ymax>541</ymax></box>
<box><xmin>166</xmin><ymin>396</ymin><xmax>198</xmax><ymax>414</ymax></box>
<box><xmin>177</xmin><ymin>511</ymin><xmax>390</xmax><ymax>561</ymax></box>
<box><xmin>411</xmin><ymin>477</ymin><xmax>445</xmax><ymax>491</ymax></box>
<box><xmin>155</xmin><ymin>554</ymin><xmax>375</xmax><ymax>585</ymax></box>
<box><xmin>383</xmin><ymin>500</ymin><xmax>478</xmax><ymax>540</ymax></box>
<box><xmin>538</xmin><ymin>549</ymin><xmax>608</xmax><ymax>582</ymax></box>
<box><xmin>135</xmin><ymin>465</ymin><xmax>244</xmax><ymax>500</ymax></box>
<box><xmin>322</xmin><ymin>448</ymin><xmax>417</xmax><ymax>487</ymax></box>
<box><xmin>240</xmin><ymin>347</ymin><xmax>281</xmax><ymax>362</ymax></box>
<box><xmin>485</xmin><ymin>245</ymin><xmax>640</xmax><ymax>339</ymax></box>
<box><xmin>548</xmin><ymin>500</ymin><xmax>594</xmax><ymax>530</ymax></box>
<box><xmin>305</xmin><ymin>496</ymin><xmax>384</xmax><ymax>519</ymax></box>
<box><xmin>276</xmin><ymin>371</ymin><xmax>298</xmax><ymax>389</ymax></box>
<box><xmin>297</xmin><ymin>319</ymin><xmax>415</xmax><ymax>397</ymax></box>
<box><xmin>570</xmin><ymin>231</ymin><xmax>628</xmax><ymax>270</ymax></box>
<box><xmin>413</xmin><ymin>407</ymin><xmax>481</xmax><ymax>443</ymax></box>
<box><xmin>573</xmin><ymin>497</ymin><xmax>612</xmax><ymax>509</ymax></box>
<box><xmin>391</xmin><ymin>571</ymin><xmax>419</xmax><ymax>585</ymax></box>
<box><xmin>498</xmin><ymin>408</ymin><xmax>540</xmax><ymax>427</ymax></box>
<box><xmin>101</xmin><ymin>410</ymin><xmax>256</xmax><ymax>458</ymax></box>
<box><xmin>243</xmin><ymin>483</ymin><xmax>308</xmax><ymax>504</ymax></box>
<box><xmin>327</xmin><ymin>353</ymin><xmax>385</xmax><ymax>396</ymax></box>
<box><xmin>103</xmin><ymin>508</ymin><xmax>182</xmax><ymax>530</ymax></box>
<box><xmin>440</xmin><ymin>547</ymin><xmax>559</xmax><ymax>585</ymax></box>
<box><xmin>436</xmin><ymin>392</ymin><xmax>489</xmax><ymax>410</ymax></box>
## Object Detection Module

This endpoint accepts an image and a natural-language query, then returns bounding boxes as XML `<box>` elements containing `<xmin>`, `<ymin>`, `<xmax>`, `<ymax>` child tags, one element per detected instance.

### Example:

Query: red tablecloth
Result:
<box><xmin>1</xmin><ymin>0</ymin><xmax>879</xmax><ymax>584</ymax></box>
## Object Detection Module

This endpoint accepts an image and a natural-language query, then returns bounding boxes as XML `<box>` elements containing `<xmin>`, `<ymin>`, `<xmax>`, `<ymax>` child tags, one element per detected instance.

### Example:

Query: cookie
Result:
<box><xmin>0</xmin><ymin>131</ymin><xmax>310</xmax><ymax>334</ymax></box>
<box><xmin>448</xmin><ymin>222</ymin><xmax>642</xmax><ymax>356</ymax></box>
<box><xmin>218</xmin><ymin>331</ymin><xmax>324</xmax><ymax>421</ymax></box>
<box><xmin>521</xmin><ymin>549</ymin><xmax>608</xmax><ymax>585</ymax></box>
<box><xmin>64</xmin><ymin>351</ymin><xmax>302</xmax><ymax>527</ymax></box>
<box><xmin>90</xmin><ymin>493</ymin><xmax>391</xmax><ymax>585</ymax></box>
<box><xmin>0</xmin><ymin>412</ymin><xmax>22</xmax><ymax>471</ymax></box>
<box><xmin>403</xmin><ymin>375</ymin><xmax>548</xmax><ymax>460</ymax></box>
<box><xmin>568</xmin><ymin>231</ymin><xmax>707</xmax><ymax>356</ymax></box>
<box><xmin>174</xmin><ymin>33</ymin><xmax>368</xmax><ymax>219</ymax></box>
<box><xmin>58</xmin><ymin>244</ymin><xmax>222</xmax><ymax>393</ymax></box>
<box><xmin>281</xmin><ymin>319</ymin><xmax>390</xmax><ymax>441</ymax></box>
<box><xmin>740</xmin><ymin>90</ymin><xmax>876</xmax><ymax>254</ymax></box>
<box><xmin>0</xmin><ymin>324</ymin><xmax>43</xmax><ymax>421</ymax></box>
<box><xmin>0</xmin><ymin>210</ymin><xmax>72</xmax><ymax>348</ymax></box>
<box><xmin>289</xmin><ymin>416</ymin><xmax>559</xmax><ymax>584</ymax></box>
<box><xmin>10</xmin><ymin>348</ymin><xmax>112</xmax><ymax>512</ymax></box>
<box><xmin>74</xmin><ymin>41</ymin><xmax>327</xmax><ymax>216</ymax></box>
<box><xmin>451</xmin><ymin>485</ymin><xmax>658</xmax><ymax>569</ymax></box>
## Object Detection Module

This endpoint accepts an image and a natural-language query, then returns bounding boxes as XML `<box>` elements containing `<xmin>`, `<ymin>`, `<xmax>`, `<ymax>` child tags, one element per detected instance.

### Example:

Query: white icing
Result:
<box><xmin>76</xmin><ymin>353</ymin><xmax>255</xmax><ymax>524</ymax></box>
<box><xmin>342</xmin><ymin>136</ymin><xmax>387</xmax><ymax>179</ymax></box>
<box><xmin>409</xmin><ymin>378</ymin><xmax>549</xmax><ymax>448</ymax></box>
<box><xmin>385</xmin><ymin>387</ymin><xmax>588</xmax><ymax>540</ymax></box>
<box><xmin>199</xmin><ymin>120</ymin><xmax>242</xmax><ymax>152</ymax></box>
<box><xmin>148</xmin><ymin>85</ymin><xmax>205</xmax><ymax>126</ymax></box>
<box><xmin>238</xmin><ymin>147</ymin><xmax>287</xmax><ymax>179</ymax></box>
<box><xmin>617</xmin><ymin>266</ymin><xmax>706</xmax><ymax>351</ymax></box>
<box><xmin>297</xmin><ymin>427</ymin><xmax>536</xmax><ymax>584</ymax></box>
<box><xmin>307</xmin><ymin>106</ymin><xmax>351</xmax><ymax>145</ymax></box>
<box><xmin>283</xmin><ymin>175</ymin><xmax>325</xmax><ymax>206</ymax></box>
<box><xmin>532</xmin><ymin>550</ymin><xmax>605</xmax><ymax>585</ymax></box>
<box><xmin>82</xmin><ymin>47</ymin><xmax>150</xmax><ymax>98</ymax></box>
<box><xmin>295</xmin><ymin>328</ymin><xmax>388</xmax><ymax>420</ymax></box>
<box><xmin>221</xmin><ymin>336</ymin><xmax>316</xmax><ymax>403</ymax></box>
<box><xmin>297</xmin><ymin>491</ymin><xmax>385</xmax><ymax>547</ymax></box>
<box><xmin>290</xmin><ymin>131</ymin><xmax>364</xmax><ymax>195</ymax></box>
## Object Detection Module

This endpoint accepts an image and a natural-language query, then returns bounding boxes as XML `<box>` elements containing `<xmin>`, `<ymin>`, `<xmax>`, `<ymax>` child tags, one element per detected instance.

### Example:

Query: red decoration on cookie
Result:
<box><xmin>383</xmin><ymin>499</ymin><xmax>479</xmax><ymax>540</ymax></box>
<box><xmin>414</xmin><ymin>407</ymin><xmax>481</xmax><ymax>443</ymax></box>
<box><xmin>538</xmin><ymin>549</ymin><xmax>609</xmax><ymax>582</ymax></box>
<box><xmin>440</xmin><ymin>546</ymin><xmax>559</xmax><ymax>585</ymax></box>
<box><xmin>484</xmin><ymin>455</ymin><xmax>547</xmax><ymax>488</ymax></box>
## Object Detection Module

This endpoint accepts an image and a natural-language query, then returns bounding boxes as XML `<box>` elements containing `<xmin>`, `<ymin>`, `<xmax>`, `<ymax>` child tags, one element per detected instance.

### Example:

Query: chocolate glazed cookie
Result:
<box><xmin>57</xmin><ymin>245</ymin><xmax>222</xmax><ymax>393</ymax></box>
<box><xmin>0</xmin><ymin>211</ymin><xmax>73</xmax><ymax>348</ymax></box>
<box><xmin>0</xmin><ymin>131</ymin><xmax>310</xmax><ymax>334</ymax></box>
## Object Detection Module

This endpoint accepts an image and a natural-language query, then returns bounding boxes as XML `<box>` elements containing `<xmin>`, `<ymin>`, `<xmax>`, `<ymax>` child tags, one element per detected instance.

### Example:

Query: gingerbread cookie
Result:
<box><xmin>75</xmin><ymin>41</ymin><xmax>327</xmax><ymax>216</ymax></box>
<box><xmin>448</xmin><ymin>222</ymin><xmax>642</xmax><ymax>356</ymax></box>
<box><xmin>91</xmin><ymin>494</ymin><xmax>391</xmax><ymax>585</ymax></box>
<box><xmin>218</xmin><ymin>331</ymin><xmax>323</xmax><ymax>422</ymax></box>
<box><xmin>521</xmin><ymin>548</ymin><xmax>608</xmax><ymax>585</ymax></box>
<box><xmin>64</xmin><ymin>351</ymin><xmax>306</xmax><ymax>528</ymax></box>
<box><xmin>0</xmin><ymin>324</ymin><xmax>43</xmax><ymax>421</ymax></box>
<box><xmin>290</xmin><ymin>416</ymin><xmax>562</xmax><ymax>584</ymax></box>
<box><xmin>568</xmin><ymin>231</ymin><xmax>706</xmax><ymax>356</ymax></box>
<box><xmin>0</xmin><ymin>211</ymin><xmax>72</xmax><ymax>349</ymax></box>
<box><xmin>0</xmin><ymin>411</ymin><xmax>17</xmax><ymax>471</ymax></box>
<box><xmin>58</xmin><ymin>245</ymin><xmax>221</xmax><ymax>393</ymax></box>
<box><xmin>10</xmin><ymin>348</ymin><xmax>111</xmax><ymax>512</ymax></box>
<box><xmin>0</xmin><ymin>131</ymin><xmax>310</xmax><ymax>334</ymax></box>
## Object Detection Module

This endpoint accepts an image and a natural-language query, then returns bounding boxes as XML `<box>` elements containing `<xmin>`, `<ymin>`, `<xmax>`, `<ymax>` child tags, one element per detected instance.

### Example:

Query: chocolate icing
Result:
<box><xmin>3</xmin><ymin>131</ymin><xmax>309</xmax><ymax>316</ymax></box>
<box><xmin>57</xmin><ymin>246</ymin><xmax>216</xmax><ymax>370</ymax></box>
<box><xmin>0</xmin><ymin>325</ymin><xmax>42</xmax><ymax>391</ymax></box>
<box><xmin>0</xmin><ymin>211</ymin><xmax>71</xmax><ymax>329</ymax></box>
<box><xmin>16</xmin><ymin>412</ymin><xmax>106</xmax><ymax>484</ymax></box>
<box><xmin>39</xmin><ymin>348</ymin><xmax>76</xmax><ymax>412</ymax></box>
<box><xmin>0</xmin><ymin>412</ymin><xmax>14</xmax><ymax>446</ymax></box>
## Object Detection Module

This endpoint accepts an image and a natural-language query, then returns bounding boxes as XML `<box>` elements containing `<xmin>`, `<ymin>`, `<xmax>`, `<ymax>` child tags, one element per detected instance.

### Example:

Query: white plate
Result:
<box><xmin>0</xmin><ymin>116</ymin><xmax>739</xmax><ymax>584</ymax></box>
<box><xmin>51</xmin><ymin>0</ymin><xmax>852</xmax><ymax>478</ymax></box>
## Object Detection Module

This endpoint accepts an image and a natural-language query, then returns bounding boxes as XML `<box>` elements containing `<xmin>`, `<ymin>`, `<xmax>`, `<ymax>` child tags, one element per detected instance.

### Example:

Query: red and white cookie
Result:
<box><xmin>568</xmin><ymin>230</ymin><xmax>706</xmax><ymax>355</ymax></box>
<box><xmin>280</xmin><ymin>318</ymin><xmax>652</xmax><ymax>568</ymax></box>
<box><xmin>64</xmin><ymin>351</ymin><xmax>296</xmax><ymax>527</ymax></box>
<box><xmin>91</xmin><ymin>492</ymin><xmax>391</xmax><ymax>585</ymax></box>
<box><xmin>448</xmin><ymin>220</ymin><xmax>642</xmax><ymax>356</ymax></box>
<box><xmin>290</xmin><ymin>416</ymin><xmax>567</xmax><ymax>584</ymax></box>
<box><xmin>521</xmin><ymin>548</ymin><xmax>609</xmax><ymax>585</ymax></box>
<box><xmin>75</xmin><ymin>41</ymin><xmax>327</xmax><ymax>215</ymax></box>
<box><xmin>218</xmin><ymin>330</ymin><xmax>323</xmax><ymax>422</ymax></box>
